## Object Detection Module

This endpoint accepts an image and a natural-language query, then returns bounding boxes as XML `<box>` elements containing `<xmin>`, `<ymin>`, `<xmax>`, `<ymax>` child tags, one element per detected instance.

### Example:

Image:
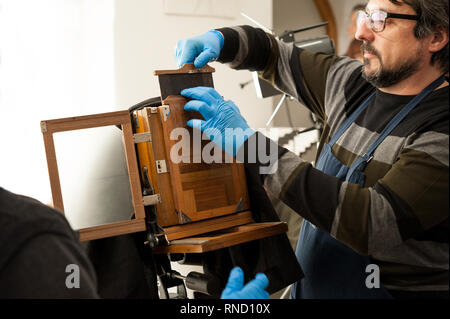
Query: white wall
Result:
<box><xmin>0</xmin><ymin>0</ymin><xmax>115</xmax><ymax>204</ymax></box>
<box><xmin>330</xmin><ymin>0</ymin><xmax>367</xmax><ymax>55</ymax></box>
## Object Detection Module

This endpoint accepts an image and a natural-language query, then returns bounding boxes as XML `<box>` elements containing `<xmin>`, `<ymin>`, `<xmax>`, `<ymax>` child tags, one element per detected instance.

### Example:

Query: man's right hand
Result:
<box><xmin>174</xmin><ymin>30</ymin><xmax>224</xmax><ymax>68</ymax></box>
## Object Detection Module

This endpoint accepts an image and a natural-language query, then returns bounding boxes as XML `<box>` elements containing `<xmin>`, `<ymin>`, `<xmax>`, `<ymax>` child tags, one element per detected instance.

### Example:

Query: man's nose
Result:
<box><xmin>355</xmin><ymin>17</ymin><xmax>375</xmax><ymax>41</ymax></box>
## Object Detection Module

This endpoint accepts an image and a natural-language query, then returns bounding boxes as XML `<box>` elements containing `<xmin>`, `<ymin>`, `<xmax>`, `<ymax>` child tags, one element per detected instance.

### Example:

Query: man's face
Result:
<box><xmin>355</xmin><ymin>0</ymin><xmax>427</xmax><ymax>88</ymax></box>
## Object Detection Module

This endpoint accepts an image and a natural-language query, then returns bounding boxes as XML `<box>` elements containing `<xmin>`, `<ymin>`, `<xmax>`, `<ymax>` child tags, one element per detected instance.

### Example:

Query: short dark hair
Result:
<box><xmin>390</xmin><ymin>0</ymin><xmax>449</xmax><ymax>73</ymax></box>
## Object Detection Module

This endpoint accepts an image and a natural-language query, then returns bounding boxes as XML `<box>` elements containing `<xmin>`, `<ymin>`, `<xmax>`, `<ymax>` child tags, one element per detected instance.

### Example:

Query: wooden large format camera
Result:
<box><xmin>41</xmin><ymin>64</ymin><xmax>287</xmax><ymax>254</ymax></box>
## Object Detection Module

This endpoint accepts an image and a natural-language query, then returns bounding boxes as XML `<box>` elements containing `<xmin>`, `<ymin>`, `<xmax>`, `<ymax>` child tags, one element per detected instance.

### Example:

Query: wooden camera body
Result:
<box><xmin>41</xmin><ymin>64</ymin><xmax>286</xmax><ymax>253</ymax></box>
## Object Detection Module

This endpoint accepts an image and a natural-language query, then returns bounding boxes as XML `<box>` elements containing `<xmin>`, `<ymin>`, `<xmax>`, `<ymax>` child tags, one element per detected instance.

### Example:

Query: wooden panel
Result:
<box><xmin>180</xmin><ymin>166</ymin><xmax>231</xmax><ymax>182</ymax></box>
<box><xmin>42</xmin><ymin>132</ymin><xmax>64</xmax><ymax>213</ymax></box>
<box><xmin>41</xmin><ymin>110</ymin><xmax>131</xmax><ymax>133</ymax></box>
<box><xmin>121</xmin><ymin>120</ymin><xmax>146</xmax><ymax>220</ymax></box>
<box><xmin>79</xmin><ymin>219</ymin><xmax>146</xmax><ymax>242</ymax></box>
<box><xmin>183</xmin><ymin>189</ymin><xmax>197</xmax><ymax>213</ymax></box>
<box><xmin>182</xmin><ymin>180</ymin><xmax>229</xmax><ymax>211</ymax></box>
<box><xmin>147</xmin><ymin>107</ymin><xmax>179</xmax><ymax>226</ymax></box>
<box><xmin>41</xmin><ymin>110</ymin><xmax>147</xmax><ymax>241</ymax></box>
<box><xmin>235</xmin><ymin>162</ymin><xmax>250</xmax><ymax>209</ymax></box>
<box><xmin>187</xmin><ymin>204</ymin><xmax>246</xmax><ymax>222</ymax></box>
<box><xmin>158</xmin><ymin>98</ymin><xmax>187</xmax><ymax>222</ymax></box>
<box><xmin>153</xmin><ymin>222</ymin><xmax>288</xmax><ymax>254</ymax></box>
<box><xmin>163</xmin><ymin>211</ymin><xmax>253</xmax><ymax>241</ymax></box>
<box><xmin>158</xmin><ymin>95</ymin><xmax>250</xmax><ymax>223</ymax></box>
<box><xmin>135</xmin><ymin>108</ymin><xmax>178</xmax><ymax>226</ymax></box>
<box><xmin>41</xmin><ymin>111</ymin><xmax>133</xmax><ymax>214</ymax></box>
<box><xmin>154</xmin><ymin>63</ymin><xmax>215</xmax><ymax>76</ymax></box>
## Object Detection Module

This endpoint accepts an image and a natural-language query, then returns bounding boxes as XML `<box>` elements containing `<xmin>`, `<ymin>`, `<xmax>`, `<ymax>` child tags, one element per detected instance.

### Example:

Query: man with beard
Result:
<box><xmin>174</xmin><ymin>0</ymin><xmax>449</xmax><ymax>298</ymax></box>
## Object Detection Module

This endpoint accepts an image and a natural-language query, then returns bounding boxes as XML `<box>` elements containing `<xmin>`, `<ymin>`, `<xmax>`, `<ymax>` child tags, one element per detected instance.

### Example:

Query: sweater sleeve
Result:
<box><xmin>240</xmin><ymin>130</ymin><xmax>449</xmax><ymax>260</ymax></box>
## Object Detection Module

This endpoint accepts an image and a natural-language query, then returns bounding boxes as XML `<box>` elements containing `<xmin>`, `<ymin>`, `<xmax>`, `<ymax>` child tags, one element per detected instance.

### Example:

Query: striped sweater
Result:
<box><xmin>217</xmin><ymin>25</ymin><xmax>449</xmax><ymax>292</ymax></box>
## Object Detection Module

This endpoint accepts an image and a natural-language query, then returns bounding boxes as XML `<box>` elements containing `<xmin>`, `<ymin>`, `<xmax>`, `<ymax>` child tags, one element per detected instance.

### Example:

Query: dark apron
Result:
<box><xmin>291</xmin><ymin>76</ymin><xmax>446</xmax><ymax>299</ymax></box>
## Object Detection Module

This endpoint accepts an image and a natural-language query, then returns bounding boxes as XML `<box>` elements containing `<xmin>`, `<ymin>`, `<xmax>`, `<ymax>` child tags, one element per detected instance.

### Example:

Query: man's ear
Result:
<box><xmin>429</xmin><ymin>25</ymin><xmax>449</xmax><ymax>53</ymax></box>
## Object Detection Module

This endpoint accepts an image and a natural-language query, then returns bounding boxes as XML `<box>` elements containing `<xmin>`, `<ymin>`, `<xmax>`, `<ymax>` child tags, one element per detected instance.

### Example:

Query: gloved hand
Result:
<box><xmin>175</xmin><ymin>30</ymin><xmax>224</xmax><ymax>68</ymax></box>
<box><xmin>221</xmin><ymin>267</ymin><xmax>270</xmax><ymax>299</ymax></box>
<box><xmin>181</xmin><ymin>86</ymin><xmax>255</xmax><ymax>156</ymax></box>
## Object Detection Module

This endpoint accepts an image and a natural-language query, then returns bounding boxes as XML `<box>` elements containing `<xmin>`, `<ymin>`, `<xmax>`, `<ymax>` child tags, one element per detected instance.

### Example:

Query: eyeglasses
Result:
<box><xmin>356</xmin><ymin>9</ymin><xmax>419</xmax><ymax>32</ymax></box>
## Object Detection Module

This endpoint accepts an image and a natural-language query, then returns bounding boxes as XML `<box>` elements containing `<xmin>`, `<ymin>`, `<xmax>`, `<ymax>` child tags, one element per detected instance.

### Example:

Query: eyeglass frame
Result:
<box><xmin>356</xmin><ymin>9</ymin><xmax>419</xmax><ymax>33</ymax></box>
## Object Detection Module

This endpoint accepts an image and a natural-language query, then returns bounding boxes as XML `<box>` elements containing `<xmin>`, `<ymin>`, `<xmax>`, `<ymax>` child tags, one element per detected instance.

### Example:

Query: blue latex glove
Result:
<box><xmin>221</xmin><ymin>267</ymin><xmax>270</xmax><ymax>299</ymax></box>
<box><xmin>175</xmin><ymin>30</ymin><xmax>224</xmax><ymax>68</ymax></box>
<box><xmin>181</xmin><ymin>86</ymin><xmax>255</xmax><ymax>156</ymax></box>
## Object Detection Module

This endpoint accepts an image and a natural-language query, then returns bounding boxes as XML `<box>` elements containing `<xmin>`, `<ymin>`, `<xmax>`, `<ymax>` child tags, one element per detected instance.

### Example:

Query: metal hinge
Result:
<box><xmin>143</xmin><ymin>194</ymin><xmax>161</xmax><ymax>206</ymax></box>
<box><xmin>156</xmin><ymin>160</ymin><xmax>167</xmax><ymax>174</ymax></box>
<box><xmin>133</xmin><ymin>132</ymin><xmax>152</xmax><ymax>143</ymax></box>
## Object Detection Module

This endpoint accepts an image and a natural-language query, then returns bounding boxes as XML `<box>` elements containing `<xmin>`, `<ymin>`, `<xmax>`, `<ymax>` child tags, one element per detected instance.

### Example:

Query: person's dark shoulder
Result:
<box><xmin>0</xmin><ymin>187</ymin><xmax>99</xmax><ymax>298</ymax></box>
<box><xmin>0</xmin><ymin>187</ymin><xmax>79</xmax><ymax>269</ymax></box>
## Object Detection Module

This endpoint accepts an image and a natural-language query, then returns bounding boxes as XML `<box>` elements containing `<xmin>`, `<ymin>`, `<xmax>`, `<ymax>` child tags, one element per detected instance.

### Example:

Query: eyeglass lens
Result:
<box><xmin>356</xmin><ymin>10</ymin><xmax>387</xmax><ymax>32</ymax></box>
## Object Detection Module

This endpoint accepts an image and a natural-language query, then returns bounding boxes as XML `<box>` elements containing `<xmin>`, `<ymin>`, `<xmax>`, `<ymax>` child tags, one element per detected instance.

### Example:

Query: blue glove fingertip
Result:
<box><xmin>194</xmin><ymin>53</ymin><xmax>211</xmax><ymax>68</ymax></box>
<box><xmin>183</xmin><ymin>100</ymin><xmax>196</xmax><ymax>111</ymax></box>
<box><xmin>228</xmin><ymin>267</ymin><xmax>244</xmax><ymax>283</ymax></box>
<box><xmin>185</xmin><ymin>119</ymin><xmax>194</xmax><ymax>127</ymax></box>
<box><xmin>255</xmin><ymin>273</ymin><xmax>269</xmax><ymax>289</ymax></box>
<box><xmin>225</xmin><ymin>267</ymin><xmax>244</xmax><ymax>290</ymax></box>
<box><xmin>230</xmin><ymin>266</ymin><xmax>244</xmax><ymax>276</ymax></box>
<box><xmin>180</xmin><ymin>88</ymin><xmax>192</xmax><ymax>97</ymax></box>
